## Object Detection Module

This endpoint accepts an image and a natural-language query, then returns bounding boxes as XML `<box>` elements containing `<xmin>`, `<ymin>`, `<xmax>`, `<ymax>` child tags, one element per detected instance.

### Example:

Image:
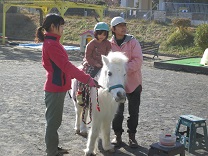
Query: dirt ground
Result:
<box><xmin>0</xmin><ymin>44</ymin><xmax>207</xmax><ymax>156</ymax></box>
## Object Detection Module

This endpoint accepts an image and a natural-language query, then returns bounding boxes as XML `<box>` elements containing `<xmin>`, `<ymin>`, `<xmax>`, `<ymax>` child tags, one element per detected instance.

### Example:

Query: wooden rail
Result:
<box><xmin>140</xmin><ymin>41</ymin><xmax>159</xmax><ymax>59</ymax></box>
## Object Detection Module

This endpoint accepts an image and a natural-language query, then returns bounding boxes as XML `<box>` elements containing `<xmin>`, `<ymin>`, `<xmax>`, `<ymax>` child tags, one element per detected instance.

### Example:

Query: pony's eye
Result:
<box><xmin>108</xmin><ymin>71</ymin><xmax>112</xmax><ymax>76</ymax></box>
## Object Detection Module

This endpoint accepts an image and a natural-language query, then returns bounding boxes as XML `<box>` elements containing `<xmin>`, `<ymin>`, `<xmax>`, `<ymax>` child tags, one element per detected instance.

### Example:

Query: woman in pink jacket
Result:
<box><xmin>110</xmin><ymin>16</ymin><xmax>143</xmax><ymax>148</ymax></box>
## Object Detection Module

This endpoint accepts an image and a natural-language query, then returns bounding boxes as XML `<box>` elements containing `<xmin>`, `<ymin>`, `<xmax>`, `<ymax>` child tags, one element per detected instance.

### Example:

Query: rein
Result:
<box><xmin>81</xmin><ymin>84</ymin><xmax>124</xmax><ymax>125</ymax></box>
<box><xmin>82</xmin><ymin>85</ymin><xmax>100</xmax><ymax>125</ymax></box>
<box><xmin>82</xmin><ymin>85</ymin><xmax>92</xmax><ymax>124</ymax></box>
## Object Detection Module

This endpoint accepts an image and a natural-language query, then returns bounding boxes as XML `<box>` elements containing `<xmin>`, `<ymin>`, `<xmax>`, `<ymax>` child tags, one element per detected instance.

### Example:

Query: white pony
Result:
<box><xmin>200</xmin><ymin>48</ymin><xmax>208</xmax><ymax>66</ymax></box>
<box><xmin>71</xmin><ymin>51</ymin><xmax>128</xmax><ymax>156</ymax></box>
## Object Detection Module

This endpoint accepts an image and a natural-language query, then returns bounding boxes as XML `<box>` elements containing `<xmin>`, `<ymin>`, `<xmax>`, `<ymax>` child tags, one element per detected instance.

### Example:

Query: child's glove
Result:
<box><xmin>88</xmin><ymin>78</ymin><xmax>102</xmax><ymax>88</ymax></box>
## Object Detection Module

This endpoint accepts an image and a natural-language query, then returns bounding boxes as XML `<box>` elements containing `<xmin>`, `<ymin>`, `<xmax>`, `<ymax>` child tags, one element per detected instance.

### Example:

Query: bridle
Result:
<box><xmin>108</xmin><ymin>84</ymin><xmax>124</xmax><ymax>92</ymax></box>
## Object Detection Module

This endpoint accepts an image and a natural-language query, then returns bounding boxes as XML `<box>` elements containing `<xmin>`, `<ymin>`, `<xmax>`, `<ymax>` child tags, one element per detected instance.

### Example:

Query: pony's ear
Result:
<box><xmin>102</xmin><ymin>55</ymin><xmax>109</xmax><ymax>66</ymax></box>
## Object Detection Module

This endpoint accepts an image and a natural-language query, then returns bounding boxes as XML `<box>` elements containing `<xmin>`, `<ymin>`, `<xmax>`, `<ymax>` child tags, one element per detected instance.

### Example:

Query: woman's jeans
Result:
<box><xmin>112</xmin><ymin>85</ymin><xmax>142</xmax><ymax>134</ymax></box>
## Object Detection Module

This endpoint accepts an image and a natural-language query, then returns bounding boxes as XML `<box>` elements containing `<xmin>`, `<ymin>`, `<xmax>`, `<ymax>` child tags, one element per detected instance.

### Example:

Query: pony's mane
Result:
<box><xmin>107</xmin><ymin>51</ymin><xmax>128</xmax><ymax>64</ymax></box>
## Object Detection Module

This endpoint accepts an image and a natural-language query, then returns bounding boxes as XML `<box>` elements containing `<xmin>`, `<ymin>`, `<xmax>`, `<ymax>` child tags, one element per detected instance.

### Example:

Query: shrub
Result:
<box><xmin>152</xmin><ymin>20</ymin><xmax>168</xmax><ymax>26</ymax></box>
<box><xmin>194</xmin><ymin>24</ymin><xmax>208</xmax><ymax>51</ymax></box>
<box><xmin>164</xmin><ymin>18</ymin><xmax>194</xmax><ymax>47</ymax></box>
<box><xmin>172</xmin><ymin>18</ymin><xmax>191</xmax><ymax>30</ymax></box>
<box><xmin>165</xmin><ymin>29</ymin><xmax>194</xmax><ymax>47</ymax></box>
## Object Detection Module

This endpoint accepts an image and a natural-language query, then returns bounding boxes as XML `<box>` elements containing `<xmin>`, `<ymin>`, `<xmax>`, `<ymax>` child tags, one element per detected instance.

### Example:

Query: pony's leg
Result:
<box><xmin>79</xmin><ymin>107</ymin><xmax>88</xmax><ymax>136</ymax></box>
<box><xmin>84</xmin><ymin>120</ymin><xmax>100</xmax><ymax>155</ymax></box>
<box><xmin>72</xmin><ymin>79</ymin><xmax>82</xmax><ymax>134</ymax></box>
<box><xmin>74</xmin><ymin>104</ymin><xmax>82</xmax><ymax>133</ymax></box>
<box><xmin>101</xmin><ymin>120</ymin><xmax>115</xmax><ymax>152</ymax></box>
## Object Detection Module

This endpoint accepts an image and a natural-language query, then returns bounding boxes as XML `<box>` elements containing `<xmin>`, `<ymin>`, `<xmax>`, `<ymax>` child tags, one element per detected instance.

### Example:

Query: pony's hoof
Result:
<box><xmin>80</xmin><ymin>132</ymin><xmax>88</xmax><ymax>138</ymax></box>
<box><xmin>75</xmin><ymin>129</ymin><xmax>80</xmax><ymax>134</ymax></box>
<box><xmin>107</xmin><ymin>148</ymin><xmax>115</xmax><ymax>153</ymax></box>
<box><xmin>84</xmin><ymin>152</ymin><xmax>96</xmax><ymax>156</ymax></box>
<box><xmin>84</xmin><ymin>149</ymin><xmax>96</xmax><ymax>156</ymax></box>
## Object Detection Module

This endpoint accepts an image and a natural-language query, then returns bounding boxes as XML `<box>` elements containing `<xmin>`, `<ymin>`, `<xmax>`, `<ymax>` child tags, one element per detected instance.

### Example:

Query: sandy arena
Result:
<box><xmin>0</xmin><ymin>45</ymin><xmax>207</xmax><ymax>156</ymax></box>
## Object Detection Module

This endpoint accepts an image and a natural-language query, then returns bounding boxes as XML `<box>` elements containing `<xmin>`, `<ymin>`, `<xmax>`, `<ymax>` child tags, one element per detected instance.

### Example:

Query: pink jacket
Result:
<box><xmin>110</xmin><ymin>35</ymin><xmax>143</xmax><ymax>93</ymax></box>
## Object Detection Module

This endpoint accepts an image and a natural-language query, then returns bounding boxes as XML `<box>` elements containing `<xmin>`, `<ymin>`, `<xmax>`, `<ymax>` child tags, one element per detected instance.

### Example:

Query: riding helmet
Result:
<box><xmin>94</xmin><ymin>22</ymin><xmax>109</xmax><ymax>31</ymax></box>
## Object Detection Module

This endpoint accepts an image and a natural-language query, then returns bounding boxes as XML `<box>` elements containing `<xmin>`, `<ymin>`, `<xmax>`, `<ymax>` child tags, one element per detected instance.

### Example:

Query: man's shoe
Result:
<box><xmin>128</xmin><ymin>133</ymin><xmax>138</xmax><ymax>148</ymax></box>
<box><xmin>58</xmin><ymin>147</ymin><xmax>69</xmax><ymax>154</ymax></box>
<box><xmin>128</xmin><ymin>139</ymin><xmax>138</xmax><ymax>148</ymax></box>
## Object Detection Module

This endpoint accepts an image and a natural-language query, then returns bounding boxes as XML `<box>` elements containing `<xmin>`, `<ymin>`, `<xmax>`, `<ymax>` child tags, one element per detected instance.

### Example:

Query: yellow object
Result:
<box><xmin>86</xmin><ymin>35</ymin><xmax>93</xmax><ymax>44</ymax></box>
<box><xmin>1</xmin><ymin>0</ymin><xmax>105</xmax><ymax>44</ymax></box>
<box><xmin>76</xmin><ymin>91</ymin><xmax>83</xmax><ymax>105</ymax></box>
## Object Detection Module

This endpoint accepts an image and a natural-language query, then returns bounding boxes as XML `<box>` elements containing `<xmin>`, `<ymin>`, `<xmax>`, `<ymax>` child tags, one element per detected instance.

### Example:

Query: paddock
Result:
<box><xmin>0</xmin><ymin>45</ymin><xmax>207</xmax><ymax>156</ymax></box>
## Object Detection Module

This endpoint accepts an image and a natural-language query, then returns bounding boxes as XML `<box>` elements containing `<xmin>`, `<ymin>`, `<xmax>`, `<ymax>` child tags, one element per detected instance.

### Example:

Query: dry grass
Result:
<box><xmin>0</xmin><ymin>12</ymin><xmax>203</xmax><ymax>56</ymax></box>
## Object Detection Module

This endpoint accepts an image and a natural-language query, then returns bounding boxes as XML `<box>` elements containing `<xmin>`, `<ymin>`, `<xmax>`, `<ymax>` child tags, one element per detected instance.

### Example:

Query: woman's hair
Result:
<box><xmin>34</xmin><ymin>13</ymin><xmax>65</xmax><ymax>43</ymax></box>
<box><xmin>111</xmin><ymin>26</ymin><xmax>116</xmax><ymax>36</ymax></box>
<box><xmin>94</xmin><ymin>30</ymin><xmax>109</xmax><ymax>40</ymax></box>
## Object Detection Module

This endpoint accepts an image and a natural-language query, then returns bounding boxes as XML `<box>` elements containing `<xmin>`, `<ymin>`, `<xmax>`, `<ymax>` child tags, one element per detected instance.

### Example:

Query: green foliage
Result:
<box><xmin>159</xmin><ymin>44</ymin><xmax>203</xmax><ymax>57</ymax></box>
<box><xmin>165</xmin><ymin>29</ymin><xmax>194</xmax><ymax>47</ymax></box>
<box><xmin>194</xmin><ymin>24</ymin><xmax>208</xmax><ymax>51</ymax></box>
<box><xmin>161</xmin><ymin>18</ymin><xmax>197</xmax><ymax>56</ymax></box>
<box><xmin>172</xmin><ymin>18</ymin><xmax>191</xmax><ymax>30</ymax></box>
<box><xmin>51</xmin><ymin>15</ymin><xmax>204</xmax><ymax>56</ymax></box>
<box><xmin>152</xmin><ymin>20</ymin><xmax>168</xmax><ymax>26</ymax></box>
<box><xmin>7</xmin><ymin>13</ymin><xmax>203</xmax><ymax>57</ymax></box>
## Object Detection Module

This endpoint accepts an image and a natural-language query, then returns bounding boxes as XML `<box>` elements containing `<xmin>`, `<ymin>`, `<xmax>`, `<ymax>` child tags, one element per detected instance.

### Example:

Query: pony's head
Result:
<box><xmin>98</xmin><ymin>51</ymin><xmax>128</xmax><ymax>103</ymax></box>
